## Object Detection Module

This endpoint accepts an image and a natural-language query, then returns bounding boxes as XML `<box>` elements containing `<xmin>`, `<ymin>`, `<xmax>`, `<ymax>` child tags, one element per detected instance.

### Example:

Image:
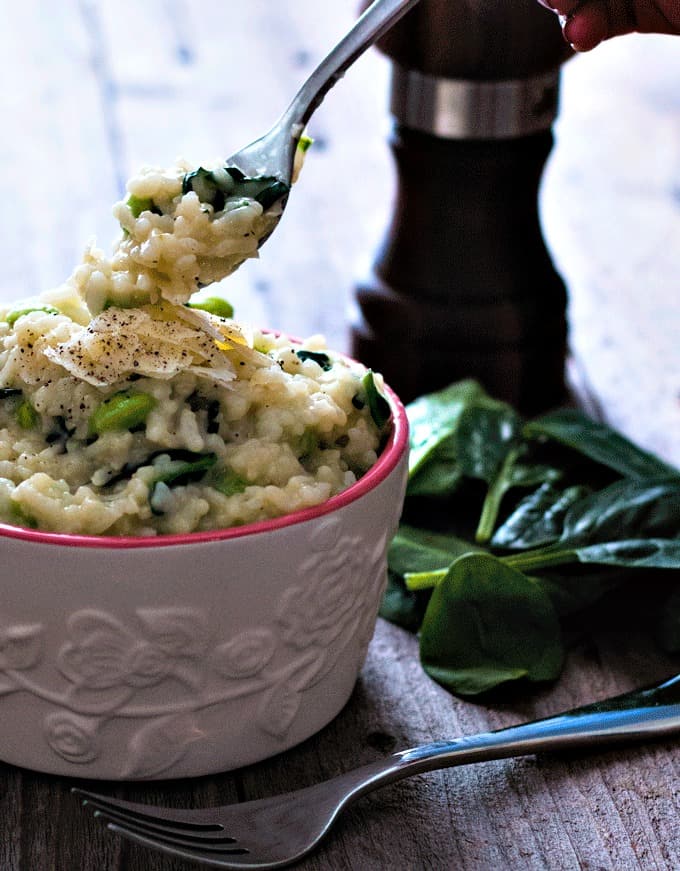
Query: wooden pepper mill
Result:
<box><xmin>351</xmin><ymin>0</ymin><xmax>573</xmax><ymax>413</ymax></box>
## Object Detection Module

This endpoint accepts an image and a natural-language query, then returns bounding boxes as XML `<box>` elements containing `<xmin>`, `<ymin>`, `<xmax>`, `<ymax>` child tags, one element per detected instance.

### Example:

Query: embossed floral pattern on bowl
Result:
<box><xmin>0</xmin><ymin>386</ymin><xmax>408</xmax><ymax>779</ymax></box>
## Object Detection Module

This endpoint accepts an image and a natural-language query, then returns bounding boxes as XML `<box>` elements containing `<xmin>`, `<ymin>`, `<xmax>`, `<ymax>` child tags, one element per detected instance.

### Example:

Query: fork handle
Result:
<box><xmin>342</xmin><ymin>674</ymin><xmax>680</xmax><ymax>802</ymax></box>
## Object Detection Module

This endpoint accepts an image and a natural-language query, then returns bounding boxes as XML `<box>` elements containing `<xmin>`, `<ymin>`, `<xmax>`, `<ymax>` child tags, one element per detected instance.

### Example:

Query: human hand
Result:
<box><xmin>537</xmin><ymin>0</ymin><xmax>680</xmax><ymax>50</ymax></box>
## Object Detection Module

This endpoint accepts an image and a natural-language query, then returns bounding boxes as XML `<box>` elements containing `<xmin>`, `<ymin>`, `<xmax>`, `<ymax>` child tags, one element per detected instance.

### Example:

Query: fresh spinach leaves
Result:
<box><xmin>362</xmin><ymin>371</ymin><xmax>391</xmax><ymax>430</ymax></box>
<box><xmin>384</xmin><ymin>381</ymin><xmax>680</xmax><ymax>697</ymax></box>
<box><xmin>492</xmin><ymin>483</ymin><xmax>590</xmax><ymax>550</ymax></box>
<box><xmin>525</xmin><ymin>408</ymin><xmax>679</xmax><ymax>480</ymax></box>
<box><xmin>407</xmin><ymin>379</ymin><xmax>485</xmax><ymax>480</ymax></box>
<box><xmin>405</xmin><ymin>382</ymin><xmax>560</xmax><ymax>541</ymax></box>
<box><xmin>419</xmin><ymin>553</ymin><xmax>563</xmax><ymax>695</ymax></box>
<box><xmin>182</xmin><ymin>165</ymin><xmax>290</xmax><ymax>214</ymax></box>
<box><xmin>296</xmin><ymin>349</ymin><xmax>332</xmax><ymax>371</ymax></box>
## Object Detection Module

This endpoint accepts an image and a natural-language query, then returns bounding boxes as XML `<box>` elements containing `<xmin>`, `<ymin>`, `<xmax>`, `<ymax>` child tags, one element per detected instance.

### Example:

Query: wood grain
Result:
<box><xmin>0</xmin><ymin>2</ymin><xmax>678</xmax><ymax>870</ymax></box>
<box><xmin>542</xmin><ymin>33</ymin><xmax>680</xmax><ymax>467</ymax></box>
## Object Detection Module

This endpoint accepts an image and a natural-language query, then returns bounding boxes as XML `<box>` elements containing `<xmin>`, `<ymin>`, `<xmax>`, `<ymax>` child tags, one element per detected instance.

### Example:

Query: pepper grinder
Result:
<box><xmin>351</xmin><ymin>0</ymin><xmax>572</xmax><ymax>413</ymax></box>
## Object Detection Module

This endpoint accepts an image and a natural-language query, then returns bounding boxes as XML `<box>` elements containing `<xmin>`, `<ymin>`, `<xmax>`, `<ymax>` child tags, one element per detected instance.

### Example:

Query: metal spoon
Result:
<box><xmin>182</xmin><ymin>0</ymin><xmax>421</xmax><ymax>229</ymax></box>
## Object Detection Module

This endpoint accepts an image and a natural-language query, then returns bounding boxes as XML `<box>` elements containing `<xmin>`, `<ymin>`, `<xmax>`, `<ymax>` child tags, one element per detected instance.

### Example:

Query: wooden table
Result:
<box><xmin>1</xmin><ymin>3</ymin><xmax>679</xmax><ymax>869</ymax></box>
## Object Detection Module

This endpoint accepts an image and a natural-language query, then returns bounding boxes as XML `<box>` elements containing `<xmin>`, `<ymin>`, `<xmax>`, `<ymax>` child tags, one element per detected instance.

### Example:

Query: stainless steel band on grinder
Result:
<box><xmin>390</xmin><ymin>64</ymin><xmax>561</xmax><ymax>139</ymax></box>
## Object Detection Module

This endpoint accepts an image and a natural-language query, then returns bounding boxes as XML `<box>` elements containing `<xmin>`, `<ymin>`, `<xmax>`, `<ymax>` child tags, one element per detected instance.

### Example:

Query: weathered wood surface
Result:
<box><xmin>543</xmin><ymin>34</ymin><xmax>680</xmax><ymax>468</ymax></box>
<box><xmin>0</xmin><ymin>2</ymin><xmax>678</xmax><ymax>870</ymax></box>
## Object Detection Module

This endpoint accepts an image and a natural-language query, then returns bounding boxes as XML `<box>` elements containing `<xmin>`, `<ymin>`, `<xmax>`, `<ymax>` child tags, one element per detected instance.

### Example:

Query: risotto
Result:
<box><xmin>0</xmin><ymin>157</ymin><xmax>389</xmax><ymax>535</ymax></box>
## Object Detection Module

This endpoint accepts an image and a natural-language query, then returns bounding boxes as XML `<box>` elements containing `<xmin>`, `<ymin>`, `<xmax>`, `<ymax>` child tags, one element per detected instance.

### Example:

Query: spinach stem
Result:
<box><xmin>404</xmin><ymin>568</ymin><xmax>449</xmax><ymax>591</ymax></box>
<box><xmin>475</xmin><ymin>446</ymin><xmax>522</xmax><ymax>544</ymax></box>
<box><xmin>502</xmin><ymin>546</ymin><xmax>576</xmax><ymax>573</ymax></box>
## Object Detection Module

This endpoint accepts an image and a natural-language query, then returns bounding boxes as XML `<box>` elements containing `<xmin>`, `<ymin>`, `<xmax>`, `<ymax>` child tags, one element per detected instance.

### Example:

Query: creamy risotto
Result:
<box><xmin>0</xmin><ymin>157</ymin><xmax>389</xmax><ymax>535</ymax></box>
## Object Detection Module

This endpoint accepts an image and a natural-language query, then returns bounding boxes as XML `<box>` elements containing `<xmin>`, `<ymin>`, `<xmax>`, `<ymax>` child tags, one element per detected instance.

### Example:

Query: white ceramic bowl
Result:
<box><xmin>0</xmin><ymin>386</ymin><xmax>408</xmax><ymax>780</ymax></box>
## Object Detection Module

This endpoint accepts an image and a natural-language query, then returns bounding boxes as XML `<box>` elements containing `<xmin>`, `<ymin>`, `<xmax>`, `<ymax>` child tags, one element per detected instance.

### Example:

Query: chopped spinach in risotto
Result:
<box><xmin>0</xmin><ymin>158</ymin><xmax>389</xmax><ymax>535</ymax></box>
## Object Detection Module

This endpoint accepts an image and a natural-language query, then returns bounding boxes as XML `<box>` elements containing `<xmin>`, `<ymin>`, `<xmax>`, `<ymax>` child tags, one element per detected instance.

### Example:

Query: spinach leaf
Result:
<box><xmin>475</xmin><ymin>448</ymin><xmax>561</xmax><ymax>544</ymax></box>
<box><xmin>419</xmin><ymin>553</ymin><xmax>563</xmax><ymax>696</ymax></box>
<box><xmin>559</xmin><ymin>477</ymin><xmax>680</xmax><ymax>542</ymax></box>
<box><xmin>507</xmin><ymin>539</ymin><xmax>680</xmax><ymax>574</ymax></box>
<box><xmin>554</xmin><ymin>477</ymin><xmax>678</xmax><ymax>544</ymax></box>
<box><xmin>405</xmin><ymin>459</ymin><xmax>463</xmax><ymax>497</ymax></box>
<box><xmin>148</xmin><ymin>453</ymin><xmax>218</xmax><ymax>516</ymax></box>
<box><xmin>46</xmin><ymin>416</ymin><xmax>76</xmax><ymax>454</ymax></box>
<box><xmin>380</xmin><ymin>572</ymin><xmax>431</xmax><ymax>633</ymax></box>
<box><xmin>492</xmin><ymin>483</ymin><xmax>591</xmax><ymax>550</ymax></box>
<box><xmin>597</xmin><ymin>538</ymin><xmax>680</xmax><ymax>567</ymax></box>
<box><xmin>453</xmin><ymin>397</ymin><xmax>522</xmax><ymax>481</ymax></box>
<box><xmin>151</xmin><ymin>453</ymin><xmax>218</xmax><ymax>488</ymax></box>
<box><xmin>382</xmin><ymin>378</ymin><xmax>680</xmax><ymax>699</ymax></box>
<box><xmin>362</xmin><ymin>371</ymin><xmax>390</xmax><ymax>430</ymax></box>
<box><xmin>212</xmin><ymin>468</ymin><xmax>248</xmax><ymax>497</ymax></box>
<box><xmin>254</xmin><ymin>180</ymin><xmax>289</xmax><ymax>210</ymax></box>
<box><xmin>101</xmin><ymin>449</ymin><xmax>216</xmax><ymax>490</ymax></box>
<box><xmin>406</xmin><ymin>381</ymin><xmax>545</xmax><ymax>534</ymax></box>
<box><xmin>182</xmin><ymin>165</ymin><xmax>289</xmax><ymax>213</ymax></box>
<box><xmin>504</xmin><ymin>478</ymin><xmax>680</xmax><ymax>573</ymax></box>
<box><xmin>525</xmin><ymin>408</ymin><xmax>679</xmax><ymax>480</ymax></box>
<box><xmin>406</xmin><ymin>380</ymin><xmax>486</xmax><ymax>479</ymax></box>
<box><xmin>389</xmin><ymin>524</ymin><xmax>484</xmax><ymax>594</ymax></box>
<box><xmin>296</xmin><ymin>350</ymin><xmax>332</xmax><ymax>371</ymax></box>
<box><xmin>388</xmin><ymin>524</ymin><xmax>480</xmax><ymax>577</ymax></box>
<box><xmin>182</xmin><ymin>166</ymin><xmax>222</xmax><ymax>205</ymax></box>
<box><xmin>449</xmin><ymin>397</ymin><xmax>560</xmax><ymax>543</ymax></box>
<box><xmin>456</xmin><ymin>408</ymin><xmax>521</xmax><ymax>540</ymax></box>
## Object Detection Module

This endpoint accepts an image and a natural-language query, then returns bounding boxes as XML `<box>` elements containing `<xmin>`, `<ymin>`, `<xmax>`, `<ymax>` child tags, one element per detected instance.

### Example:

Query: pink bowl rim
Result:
<box><xmin>0</xmin><ymin>385</ymin><xmax>408</xmax><ymax>550</ymax></box>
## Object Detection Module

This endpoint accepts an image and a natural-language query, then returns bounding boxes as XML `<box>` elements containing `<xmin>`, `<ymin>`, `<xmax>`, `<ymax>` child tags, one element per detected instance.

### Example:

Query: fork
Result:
<box><xmin>75</xmin><ymin>672</ymin><xmax>680</xmax><ymax>869</ymax></box>
<box><xmin>222</xmin><ymin>0</ymin><xmax>421</xmax><ymax>190</ymax></box>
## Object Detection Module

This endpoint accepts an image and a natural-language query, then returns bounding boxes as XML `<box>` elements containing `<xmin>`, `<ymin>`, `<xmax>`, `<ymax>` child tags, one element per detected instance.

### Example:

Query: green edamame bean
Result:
<box><xmin>89</xmin><ymin>391</ymin><xmax>157</xmax><ymax>435</ymax></box>
<box><xmin>17</xmin><ymin>400</ymin><xmax>39</xmax><ymax>430</ymax></box>
<box><xmin>186</xmin><ymin>297</ymin><xmax>234</xmax><ymax>319</ymax></box>
<box><xmin>6</xmin><ymin>306</ymin><xmax>58</xmax><ymax>327</ymax></box>
<box><xmin>126</xmin><ymin>194</ymin><xmax>156</xmax><ymax>218</ymax></box>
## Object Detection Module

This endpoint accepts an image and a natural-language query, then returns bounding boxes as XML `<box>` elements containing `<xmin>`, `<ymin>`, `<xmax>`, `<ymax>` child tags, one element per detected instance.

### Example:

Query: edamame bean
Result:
<box><xmin>17</xmin><ymin>400</ymin><xmax>39</xmax><ymax>430</ymax></box>
<box><xmin>88</xmin><ymin>391</ymin><xmax>157</xmax><ymax>435</ymax></box>
<box><xmin>186</xmin><ymin>297</ymin><xmax>234</xmax><ymax>319</ymax></box>
<box><xmin>6</xmin><ymin>306</ymin><xmax>58</xmax><ymax>327</ymax></box>
<box><xmin>126</xmin><ymin>195</ymin><xmax>156</xmax><ymax>218</ymax></box>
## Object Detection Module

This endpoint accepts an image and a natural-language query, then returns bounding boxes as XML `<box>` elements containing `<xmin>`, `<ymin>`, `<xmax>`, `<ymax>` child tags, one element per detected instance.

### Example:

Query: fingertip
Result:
<box><xmin>562</xmin><ymin>6</ymin><xmax>607</xmax><ymax>51</ymax></box>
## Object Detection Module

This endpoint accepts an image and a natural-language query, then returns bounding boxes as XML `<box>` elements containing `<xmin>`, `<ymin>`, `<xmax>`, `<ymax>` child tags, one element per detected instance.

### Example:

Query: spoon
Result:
<box><xmin>182</xmin><ymin>0</ymin><xmax>421</xmax><ymax>228</ymax></box>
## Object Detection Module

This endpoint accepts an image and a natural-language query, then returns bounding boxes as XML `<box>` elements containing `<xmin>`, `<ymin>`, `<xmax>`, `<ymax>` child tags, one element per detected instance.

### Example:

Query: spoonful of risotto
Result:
<box><xmin>184</xmin><ymin>0</ymin><xmax>420</xmax><ymax>227</ymax></box>
<box><xmin>77</xmin><ymin>0</ymin><xmax>420</xmax><ymax>316</ymax></box>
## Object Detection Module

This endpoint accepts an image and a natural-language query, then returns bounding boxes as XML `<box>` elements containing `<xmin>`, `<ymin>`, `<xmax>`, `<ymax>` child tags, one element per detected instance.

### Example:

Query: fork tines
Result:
<box><xmin>73</xmin><ymin>788</ymin><xmax>249</xmax><ymax>857</ymax></box>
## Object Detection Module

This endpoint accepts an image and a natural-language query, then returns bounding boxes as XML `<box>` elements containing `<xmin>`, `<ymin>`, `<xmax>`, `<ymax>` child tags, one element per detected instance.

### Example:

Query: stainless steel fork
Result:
<box><xmin>74</xmin><ymin>672</ymin><xmax>680</xmax><ymax>869</ymax></box>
